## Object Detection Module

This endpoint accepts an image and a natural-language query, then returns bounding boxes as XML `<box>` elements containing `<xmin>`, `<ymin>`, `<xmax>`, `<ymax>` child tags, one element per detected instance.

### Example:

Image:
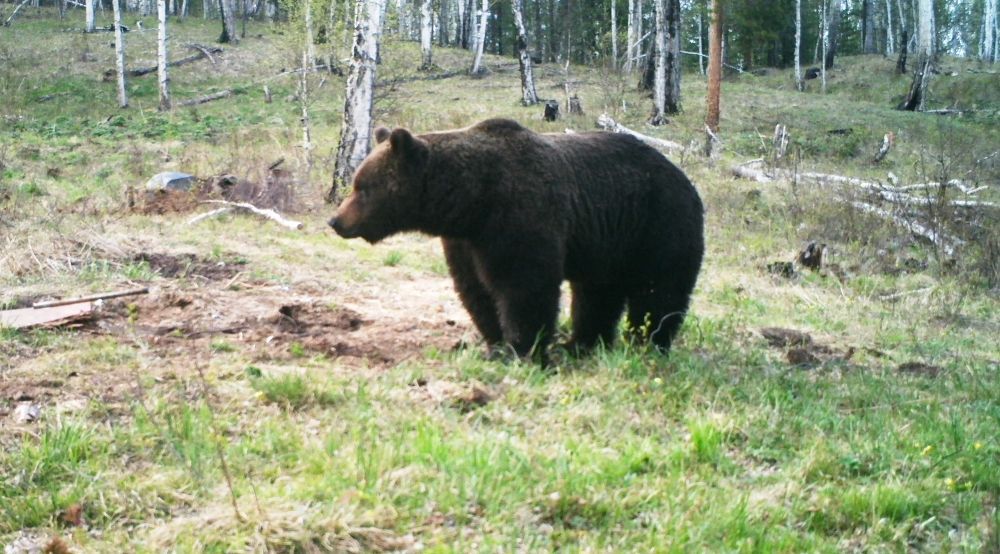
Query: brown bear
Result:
<box><xmin>329</xmin><ymin>118</ymin><xmax>704</xmax><ymax>363</ymax></box>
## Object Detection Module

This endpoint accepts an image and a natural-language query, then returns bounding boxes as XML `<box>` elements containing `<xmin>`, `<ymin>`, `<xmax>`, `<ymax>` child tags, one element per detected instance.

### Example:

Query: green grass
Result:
<box><xmin>1</xmin><ymin>12</ymin><xmax>998</xmax><ymax>553</ymax></box>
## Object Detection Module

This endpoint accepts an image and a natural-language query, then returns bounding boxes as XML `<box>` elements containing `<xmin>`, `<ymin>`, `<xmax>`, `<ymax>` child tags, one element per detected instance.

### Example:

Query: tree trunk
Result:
<box><xmin>706</xmin><ymin>0</ymin><xmax>722</xmax><ymax>133</ymax></box>
<box><xmin>863</xmin><ymin>0</ymin><xmax>875</xmax><ymax>53</ymax></box>
<box><xmin>329</xmin><ymin>0</ymin><xmax>386</xmax><ymax>203</ymax></box>
<box><xmin>899</xmin><ymin>0</ymin><xmax>932</xmax><ymax>110</ymax></box>
<box><xmin>470</xmin><ymin>0</ymin><xmax>488</xmax><ymax>73</ymax></box>
<box><xmin>85</xmin><ymin>0</ymin><xmax>95</xmax><ymax>31</ymax></box>
<box><xmin>885</xmin><ymin>0</ymin><xmax>894</xmax><ymax>53</ymax></box>
<box><xmin>219</xmin><ymin>0</ymin><xmax>239</xmax><ymax>43</ymax></box>
<box><xmin>825</xmin><ymin>0</ymin><xmax>840</xmax><ymax>69</ymax></box>
<box><xmin>697</xmin><ymin>8</ymin><xmax>704</xmax><ymax>74</ymax></box>
<box><xmin>420</xmin><ymin>0</ymin><xmax>433</xmax><ymax>68</ymax></box>
<box><xmin>304</xmin><ymin>0</ymin><xmax>316</xmax><ymax>70</ymax></box>
<box><xmin>610</xmin><ymin>0</ymin><xmax>618</xmax><ymax>68</ymax></box>
<box><xmin>650</xmin><ymin>0</ymin><xmax>667</xmax><ymax>124</ymax></box>
<box><xmin>983</xmin><ymin>0</ymin><xmax>997</xmax><ymax>62</ymax></box>
<box><xmin>896</xmin><ymin>28</ymin><xmax>908</xmax><ymax>72</ymax></box>
<box><xmin>511</xmin><ymin>0</ymin><xmax>538</xmax><ymax>104</ymax></box>
<box><xmin>456</xmin><ymin>0</ymin><xmax>465</xmax><ymax>46</ymax></box>
<box><xmin>821</xmin><ymin>0</ymin><xmax>828</xmax><ymax>92</ymax></box>
<box><xmin>664</xmin><ymin>0</ymin><xmax>680</xmax><ymax>113</ymax></box>
<box><xmin>113</xmin><ymin>0</ymin><xmax>128</xmax><ymax>107</ymax></box>
<box><xmin>625</xmin><ymin>0</ymin><xmax>635</xmax><ymax>71</ymax></box>
<box><xmin>795</xmin><ymin>0</ymin><xmax>803</xmax><ymax>90</ymax></box>
<box><xmin>157</xmin><ymin>0</ymin><xmax>170</xmax><ymax>110</ymax></box>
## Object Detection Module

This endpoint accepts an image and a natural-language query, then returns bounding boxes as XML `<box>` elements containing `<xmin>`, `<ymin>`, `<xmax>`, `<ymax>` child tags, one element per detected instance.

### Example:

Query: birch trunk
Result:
<box><xmin>885</xmin><ymin>0</ymin><xmax>894</xmax><ymax>53</ymax></box>
<box><xmin>611</xmin><ymin>0</ymin><xmax>618</xmax><ymax>68</ymax></box>
<box><xmin>650</xmin><ymin>0</ymin><xmax>667</xmax><ymax>124</ymax></box>
<box><xmin>982</xmin><ymin>0</ymin><xmax>996</xmax><ymax>62</ymax></box>
<box><xmin>456</xmin><ymin>0</ymin><xmax>465</xmax><ymax>46</ymax></box>
<box><xmin>821</xmin><ymin>0</ymin><xmax>828</xmax><ymax>93</ymax></box>
<box><xmin>795</xmin><ymin>0</ymin><xmax>803</xmax><ymax>90</ymax></box>
<box><xmin>219</xmin><ymin>0</ymin><xmax>239</xmax><ymax>44</ymax></box>
<box><xmin>157</xmin><ymin>0</ymin><xmax>170</xmax><ymax>110</ymax></box>
<box><xmin>85</xmin><ymin>0</ymin><xmax>95</xmax><ymax>32</ymax></box>
<box><xmin>511</xmin><ymin>0</ymin><xmax>538</xmax><ymax>104</ymax></box>
<box><xmin>299</xmin><ymin>47</ymin><xmax>313</xmax><ymax>170</ymax></box>
<box><xmin>625</xmin><ymin>0</ymin><xmax>636</xmax><ymax>71</ymax></box>
<box><xmin>706</xmin><ymin>0</ymin><xmax>721</xmax><ymax>133</ymax></box>
<box><xmin>899</xmin><ymin>0</ymin><xmax>932</xmax><ymax>109</ymax></box>
<box><xmin>113</xmin><ymin>0</ymin><xmax>128</xmax><ymax>107</ymax></box>
<box><xmin>329</xmin><ymin>0</ymin><xmax>386</xmax><ymax>203</ymax></box>
<box><xmin>419</xmin><ymin>0</ymin><xmax>433</xmax><ymax>68</ymax></box>
<box><xmin>470</xmin><ymin>0</ymin><xmax>489</xmax><ymax>73</ymax></box>
<box><xmin>697</xmin><ymin>9</ymin><xmax>704</xmax><ymax>75</ymax></box>
<box><xmin>304</xmin><ymin>0</ymin><xmax>316</xmax><ymax>70</ymax></box>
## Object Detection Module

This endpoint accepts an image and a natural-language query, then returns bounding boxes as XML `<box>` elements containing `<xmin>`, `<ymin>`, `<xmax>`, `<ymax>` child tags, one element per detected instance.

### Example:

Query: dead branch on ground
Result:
<box><xmin>596</xmin><ymin>113</ymin><xmax>684</xmax><ymax>153</ymax></box>
<box><xmin>188</xmin><ymin>201</ymin><xmax>303</xmax><ymax>230</ymax></box>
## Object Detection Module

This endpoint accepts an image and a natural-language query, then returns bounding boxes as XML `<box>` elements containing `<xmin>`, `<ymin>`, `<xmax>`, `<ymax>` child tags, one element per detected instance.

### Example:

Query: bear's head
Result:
<box><xmin>329</xmin><ymin>126</ymin><xmax>430</xmax><ymax>244</ymax></box>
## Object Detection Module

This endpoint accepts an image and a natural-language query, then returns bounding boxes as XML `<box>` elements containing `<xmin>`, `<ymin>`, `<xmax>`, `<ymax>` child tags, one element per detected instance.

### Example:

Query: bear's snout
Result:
<box><xmin>328</xmin><ymin>215</ymin><xmax>357</xmax><ymax>238</ymax></box>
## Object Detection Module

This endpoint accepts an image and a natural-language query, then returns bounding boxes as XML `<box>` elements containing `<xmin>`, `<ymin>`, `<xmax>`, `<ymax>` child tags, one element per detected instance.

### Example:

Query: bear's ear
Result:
<box><xmin>373</xmin><ymin>127</ymin><xmax>391</xmax><ymax>144</ymax></box>
<box><xmin>389</xmin><ymin>128</ymin><xmax>429</xmax><ymax>161</ymax></box>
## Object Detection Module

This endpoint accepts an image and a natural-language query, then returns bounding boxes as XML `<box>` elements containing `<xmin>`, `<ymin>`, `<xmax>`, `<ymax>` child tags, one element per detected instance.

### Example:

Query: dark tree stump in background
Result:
<box><xmin>569</xmin><ymin>94</ymin><xmax>583</xmax><ymax>116</ymax></box>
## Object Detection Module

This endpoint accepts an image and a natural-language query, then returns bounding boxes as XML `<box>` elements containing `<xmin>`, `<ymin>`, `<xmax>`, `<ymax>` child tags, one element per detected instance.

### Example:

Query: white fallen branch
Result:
<box><xmin>596</xmin><ymin>113</ymin><xmax>684</xmax><ymax>153</ymax></box>
<box><xmin>189</xmin><ymin>201</ymin><xmax>303</xmax><ymax>230</ymax></box>
<box><xmin>731</xmin><ymin>164</ymin><xmax>773</xmax><ymax>182</ymax></box>
<box><xmin>848</xmin><ymin>200</ymin><xmax>962</xmax><ymax>257</ymax></box>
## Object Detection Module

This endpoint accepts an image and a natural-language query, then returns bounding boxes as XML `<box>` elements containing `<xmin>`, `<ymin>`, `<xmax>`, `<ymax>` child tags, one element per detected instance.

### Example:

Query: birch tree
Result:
<box><xmin>470</xmin><ymin>0</ymin><xmax>489</xmax><ymax>73</ymax></box>
<box><xmin>157</xmin><ymin>0</ymin><xmax>170</xmax><ymax>111</ymax></box>
<box><xmin>899</xmin><ymin>0</ymin><xmax>932</xmax><ymax>110</ymax></box>
<box><xmin>329</xmin><ymin>0</ymin><xmax>387</xmax><ymax>203</ymax></box>
<box><xmin>983</xmin><ymin>0</ymin><xmax>997</xmax><ymax>62</ymax></box>
<box><xmin>663</xmin><ymin>0</ymin><xmax>680</xmax><ymax>114</ymax></box>
<box><xmin>85</xmin><ymin>0</ymin><xmax>95</xmax><ymax>32</ymax></box>
<box><xmin>650</xmin><ymin>0</ymin><xmax>668</xmax><ymax>124</ymax></box>
<box><xmin>885</xmin><ymin>0</ymin><xmax>894</xmax><ymax>54</ymax></box>
<box><xmin>625</xmin><ymin>0</ymin><xmax>636</xmax><ymax>71</ymax></box>
<box><xmin>511</xmin><ymin>0</ymin><xmax>538</xmax><ymax>104</ymax></box>
<box><xmin>795</xmin><ymin>0</ymin><xmax>803</xmax><ymax>90</ymax></box>
<box><xmin>610</xmin><ymin>0</ymin><xmax>618</xmax><ymax>68</ymax></box>
<box><xmin>219</xmin><ymin>0</ymin><xmax>239</xmax><ymax>44</ymax></box>
<box><xmin>303</xmin><ymin>0</ymin><xmax>316</xmax><ymax>70</ymax></box>
<box><xmin>821</xmin><ymin>0</ymin><xmax>828</xmax><ymax>93</ymax></box>
<box><xmin>113</xmin><ymin>0</ymin><xmax>128</xmax><ymax>107</ymax></box>
<box><xmin>419</xmin><ymin>0</ymin><xmax>433</xmax><ymax>69</ymax></box>
<box><xmin>706</xmin><ymin>0</ymin><xmax>722</xmax><ymax>134</ymax></box>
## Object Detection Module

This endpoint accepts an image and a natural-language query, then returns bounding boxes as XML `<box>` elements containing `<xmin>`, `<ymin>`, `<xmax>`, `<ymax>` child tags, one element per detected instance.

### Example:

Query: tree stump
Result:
<box><xmin>568</xmin><ymin>94</ymin><xmax>583</xmax><ymax>116</ymax></box>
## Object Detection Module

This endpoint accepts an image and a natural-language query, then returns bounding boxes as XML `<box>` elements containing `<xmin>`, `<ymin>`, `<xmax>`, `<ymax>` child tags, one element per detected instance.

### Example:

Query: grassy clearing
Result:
<box><xmin>2</xmin><ymin>13</ymin><xmax>999</xmax><ymax>553</ymax></box>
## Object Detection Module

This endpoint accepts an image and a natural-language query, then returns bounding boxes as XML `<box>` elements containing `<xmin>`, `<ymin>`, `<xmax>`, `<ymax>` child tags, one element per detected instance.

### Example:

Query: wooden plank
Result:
<box><xmin>0</xmin><ymin>302</ymin><xmax>94</xmax><ymax>329</ymax></box>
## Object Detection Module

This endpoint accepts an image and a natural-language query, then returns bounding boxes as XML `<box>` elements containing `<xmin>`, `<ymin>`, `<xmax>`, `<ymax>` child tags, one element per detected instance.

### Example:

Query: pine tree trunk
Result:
<box><xmin>512</xmin><ymin>0</ymin><xmax>538</xmax><ymax>104</ymax></box>
<box><xmin>85</xmin><ymin>0</ymin><xmax>95</xmax><ymax>32</ymax></box>
<box><xmin>329</xmin><ymin>0</ymin><xmax>386</xmax><ymax>203</ymax></box>
<box><xmin>610</xmin><ymin>0</ymin><xmax>618</xmax><ymax>68</ymax></box>
<box><xmin>157</xmin><ymin>0</ymin><xmax>170</xmax><ymax>110</ymax></box>
<box><xmin>219</xmin><ymin>0</ymin><xmax>239</xmax><ymax>43</ymax></box>
<box><xmin>795</xmin><ymin>0</ymin><xmax>803</xmax><ymax>90</ymax></box>
<box><xmin>863</xmin><ymin>0</ymin><xmax>875</xmax><ymax>53</ymax></box>
<box><xmin>420</xmin><ymin>0</ymin><xmax>433</xmax><ymax>68</ymax></box>
<box><xmin>706</xmin><ymin>0</ymin><xmax>722</xmax><ymax>133</ymax></box>
<box><xmin>664</xmin><ymin>0</ymin><xmax>680</xmax><ymax>113</ymax></box>
<box><xmin>113</xmin><ymin>0</ymin><xmax>128</xmax><ymax>107</ymax></box>
<box><xmin>650</xmin><ymin>0</ymin><xmax>667</xmax><ymax>124</ymax></box>
<box><xmin>470</xmin><ymin>0</ymin><xmax>488</xmax><ymax>73</ymax></box>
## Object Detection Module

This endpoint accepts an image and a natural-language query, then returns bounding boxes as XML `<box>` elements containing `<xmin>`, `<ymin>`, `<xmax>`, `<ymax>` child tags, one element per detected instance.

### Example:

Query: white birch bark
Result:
<box><xmin>457</xmin><ymin>0</ymin><xmax>465</xmax><ymax>45</ymax></box>
<box><xmin>611</xmin><ymin>0</ymin><xmax>618</xmax><ymax>68</ymax></box>
<box><xmin>219</xmin><ymin>0</ymin><xmax>239</xmax><ymax>43</ymax></box>
<box><xmin>917</xmin><ymin>0</ymin><xmax>931</xmax><ymax>57</ymax></box>
<box><xmin>697</xmin><ymin>10</ymin><xmax>704</xmax><ymax>75</ymax></box>
<box><xmin>885</xmin><ymin>0</ymin><xmax>894</xmax><ymax>53</ymax></box>
<box><xmin>821</xmin><ymin>0</ymin><xmax>828</xmax><ymax>93</ymax></box>
<box><xmin>304</xmin><ymin>0</ymin><xmax>316</xmax><ymax>70</ymax></box>
<box><xmin>650</xmin><ymin>0</ymin><xmax>667</xmax><ymax>124</ymax></box>
<box><xmin>795</xmin><ymin>0</ymin><xmax>802</xmax><ymax>90</ymax></box>
<box><xmin>113</xmin><ymin>0</ymin><xmax>128</xmax><ymax>107</ymax></box>
<box><xmin>982</xmin><ymin>0</ymin><xmax>996</xmax><ymax>61</ymax></box>
<box><xmin>300</xmin><ymin>47</ymin><xmax>313</xmax><ymax>169</ymax></box>
<box><xmin>420</xmin><ymin>0</ymin><xmax>433</xmax><ymax>68</ymax></box>
<box><xmin>85</xmin><ymin>0</ymin><xmax>95</xmax><ymax>32</ymax></box>
<box><xmin>625</xmin><ymin>0</ymin><xmax>636</xmax><ymax>71</ymax></box>
<box><xmin>511</xmin><ymin>0</ymin><xmax>538</xmax><ymax>104</ymax></box>
<box><xmin>395</xmin><ymin>0</ymin><xmax>405</xmax><ymax>36</ymax></box>
<box><xmin>157</xmin><ymin>0</ymin><xmax>170</xmax><ymax>110</ymax></box>
<box><xmin>470</xmin><ymin>0</ymin><xmax>489</xmax><ymax>74</ymax></box>
<box><xmin>330</xmin><ymin>0</ymin><xmax>386</xmax><ymax>202</ymax></box>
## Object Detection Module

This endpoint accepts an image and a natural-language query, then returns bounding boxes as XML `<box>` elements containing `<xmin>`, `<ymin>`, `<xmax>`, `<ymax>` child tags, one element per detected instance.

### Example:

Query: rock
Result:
<box><xmin>145</xmin><ymin>171</ymin><xmax>195</xmax><ymax>192</ymax></box>
<box><xmin>13</xmin><ymin>402</ymin><xmax>41</xmax><ymax>423</ymax></box>
<box><xmin>760</xmin><ymin>327</ymin><xmax>813</xmax><ymax>347</ymax></box>
<box><xmin>897</xmin><ymin>361</ymin><xmax>942</xmax><ymax>378</ymax></box>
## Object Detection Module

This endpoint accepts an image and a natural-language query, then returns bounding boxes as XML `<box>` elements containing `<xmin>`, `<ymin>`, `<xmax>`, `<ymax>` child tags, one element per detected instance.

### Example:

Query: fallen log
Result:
<box><xmin>176</xmin><ymin>89</ymin><xmax>235</xmax><ymax>107</ymax></box>
<box><xmin>123</xmin><ymin>45</ymin><xmax>222</xmax><ymax>77</ymax></box>
<box><xmin>189</xmin><ymin>201</ymin><xmax>303</xmax><ymax>230</ymax></box>
<box><xmin>731</xmin><ymin>164</ymin><xmax>773</xmax><ymax>183</ymax></box>
<box><xmin>3</xmin><ymin>0</ymin><xmax>31</xmax><ymax>27</ymax></box>
<box><xmin>847</xmin><ymin>200</ymin><xmax>962</xmax><ymax>257</ymax></box>
<box><xmin>596</xmin><ymin>113</ymin><xmax>685</xmax><ymax>153</ymax></box>
<box><xmin>32</xmin><ymin>287</ymin><xmax>149</xmax><ymax>308</ymax></box>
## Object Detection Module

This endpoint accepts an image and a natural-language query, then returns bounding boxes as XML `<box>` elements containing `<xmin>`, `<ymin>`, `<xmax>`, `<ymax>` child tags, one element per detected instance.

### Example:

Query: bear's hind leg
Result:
<box><xmin>443</xmin><ymin>239</ymin><xmax>504</xmax><ymax>347</ymax></box>
<box><xmin>567</xmin><ymin>283</ymin><xmax>626</xmax><ymax>354</ymax></box>
<box><xmin>625</xmin><ymin>284</ymin><xmax>692</xmax><ymax>353</ymax></box>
